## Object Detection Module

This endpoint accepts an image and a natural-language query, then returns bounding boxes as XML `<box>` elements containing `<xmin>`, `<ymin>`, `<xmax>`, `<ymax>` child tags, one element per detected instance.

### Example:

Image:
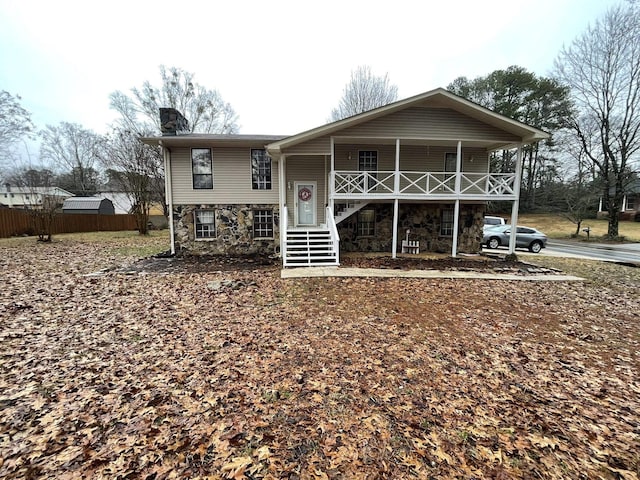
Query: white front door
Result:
<box><xmin>295</xmin><ymin>181</ymin><xmax>317</xmax><ymax>226</ymax></box>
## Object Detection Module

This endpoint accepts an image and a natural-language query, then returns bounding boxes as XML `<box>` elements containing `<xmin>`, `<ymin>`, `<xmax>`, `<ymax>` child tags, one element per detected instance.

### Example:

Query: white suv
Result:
<box><xmin>483</xmin><ymin>216</ymin><xmax>507</xmax><ymax>232</ymax></box>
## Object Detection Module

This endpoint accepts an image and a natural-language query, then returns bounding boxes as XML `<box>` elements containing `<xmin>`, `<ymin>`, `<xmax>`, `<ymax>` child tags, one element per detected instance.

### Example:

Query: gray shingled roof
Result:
<box><xmin>63</xmin><ymin>197</ymin><xmax>106</xmax><ymax>210</ymax></box>
<box><xmin>141</xmin><ymin>133</ymin><xmax>288</xmax><ymax>147</ymax></box>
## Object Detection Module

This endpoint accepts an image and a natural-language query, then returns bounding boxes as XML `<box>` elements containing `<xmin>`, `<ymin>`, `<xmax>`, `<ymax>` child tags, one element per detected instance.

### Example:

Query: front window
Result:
<box><xmin>359</xmin><ymin>150</ymin><xmax>378</xmax><ymax>191</ymax></box>
<box><xmin>357</xmin><ymin>209</ymin><xmax>375</xmax><ymax>237</ymax></box>
<box><xmin>440</xmin><ymin>208</ymin><xmax>454</xmax><ymax>236</ymax></box>
<box><xmin>253</xmin><ymin>209</ymin><xmax>274</xmax><ymax>238</ymax></box>
<box><xmin>192</xmin><ymin>148</ymin><xmax>213</xmax><ymax>189</ymax></box>
<box><xmin>251</xmin><ymin>149</ymin><xmax>272</xmax><ymax>190</ymax></box>
<box><xmin>444</xmin><ymin>152</ymin><xmax>459</xmax><ymax>172</ymax></box>
<box><xmin>194</xmin><ymin>209</ymin><xmax>216</xmax><ymax>239</ymax></box>
<box><xmin>627</xmin><ymin>195</ymin><xmax>636</xmax><ymax>210</ymax></box>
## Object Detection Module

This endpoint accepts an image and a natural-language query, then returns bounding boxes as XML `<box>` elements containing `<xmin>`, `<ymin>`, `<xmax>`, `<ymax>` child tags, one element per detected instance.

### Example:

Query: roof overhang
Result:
<box><xmin>140</xmin><ymin>134</ymin><xmax>288</xmax><ymax>148</ymax></box>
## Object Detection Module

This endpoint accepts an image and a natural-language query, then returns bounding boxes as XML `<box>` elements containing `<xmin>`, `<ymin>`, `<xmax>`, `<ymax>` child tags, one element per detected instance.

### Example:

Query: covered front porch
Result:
<box><xmin>276</xmin><ymin>139</ymin><xmax>525</xmax><ymax>267</ymax></box>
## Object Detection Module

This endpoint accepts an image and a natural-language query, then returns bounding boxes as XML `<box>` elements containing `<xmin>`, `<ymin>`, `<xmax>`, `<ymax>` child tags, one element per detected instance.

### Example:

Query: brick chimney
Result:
<box><xmin>159</xmin><ymin>108</ymin><xmax>190</xmax><ymax>136</ymax></box>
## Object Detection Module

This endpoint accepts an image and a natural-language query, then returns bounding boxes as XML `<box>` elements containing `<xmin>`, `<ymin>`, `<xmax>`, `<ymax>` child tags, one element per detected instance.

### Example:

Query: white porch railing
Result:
<box><xmin>333</xmin><ymin>171</ymin><xmax>516</xmax><ymax>197</ymax></box>
<box><xmin>334</xmin><ymin>171</ymin><xmax>395</xmax><ymax>194</ymax></box>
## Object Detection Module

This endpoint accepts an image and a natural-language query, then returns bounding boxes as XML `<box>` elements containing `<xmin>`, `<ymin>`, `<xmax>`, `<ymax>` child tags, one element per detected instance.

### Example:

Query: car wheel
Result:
<box><xmin>488</xmin><ymin>237</ymin><xmax>500</xmax><ymax>249</ymax></box>
<box><xmin>529</xmin><ymin>241</ymin><xmax>543</xmax><ymax>253</ymax></box>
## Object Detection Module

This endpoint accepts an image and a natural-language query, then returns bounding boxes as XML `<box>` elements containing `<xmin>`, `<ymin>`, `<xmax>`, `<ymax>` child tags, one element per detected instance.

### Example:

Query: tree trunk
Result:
<box><xmin>608</xmin><ymin>185</ymin><xmax>624</xmax><ymax>238</ymax></box>
<box><xmin>574</xmin><ymin>221</ymin><xmax>581</xmax><ymax>236</ymax></box>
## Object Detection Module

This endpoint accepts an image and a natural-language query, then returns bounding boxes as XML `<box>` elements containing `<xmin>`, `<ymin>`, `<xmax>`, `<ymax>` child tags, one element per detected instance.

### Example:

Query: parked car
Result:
<box><xmin>482</xmin><ymin>225</ymin><xmax>548</xmax><ymax>253</ymax></box>
<box><xmin>484</xmin><ymin>215</ymin><xmax>507</xmax><ymax>227</ymax></box>
<box><xmin>483</xmin><ymin>216</ymin><xmax>507</xmax><ymax>233</ymax></box>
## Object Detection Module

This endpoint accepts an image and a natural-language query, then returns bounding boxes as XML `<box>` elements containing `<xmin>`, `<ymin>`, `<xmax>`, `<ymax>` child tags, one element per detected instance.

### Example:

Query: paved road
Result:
<box><xmin>485</xmin><ymin>240</ymin><xmax>640</xmax><ymax>264</ymax></box>
<box><xmin>543</xmin><ymin>240</ymin><xmax>640</xmax><ymax>264</ymax></box>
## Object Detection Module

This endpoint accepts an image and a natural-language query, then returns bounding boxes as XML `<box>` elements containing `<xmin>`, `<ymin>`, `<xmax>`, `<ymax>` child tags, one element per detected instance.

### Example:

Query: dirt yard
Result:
<box><xmin>1</xmin><ymin>233</ymin><xmax>638</xmax><ymax>479</ymax></box>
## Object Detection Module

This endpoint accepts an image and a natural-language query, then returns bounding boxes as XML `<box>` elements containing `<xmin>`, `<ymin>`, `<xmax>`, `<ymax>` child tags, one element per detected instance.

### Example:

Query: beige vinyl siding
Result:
<box><xmin>285</xmin><ymin>155</ymin><xmax>326</xmax><ymax>227</ymax></box>
<box><xmin>282</xmin><ymin>136</ymin><xmax>331</xmax><ymax>155</ymax></box>
<box><xmin>170</xmin><ymin>147</ymin><xmax>279</xmax><ymax>204</ymax></box>
<box><xmin>337</xmin><ymin>107</ymin><xmax>521</xmax><ymax>143</ymax></box>
<box><xmin>333</xmin><ymin>145</ymin><xmax>488</xmax><ymax>173</ymax></box>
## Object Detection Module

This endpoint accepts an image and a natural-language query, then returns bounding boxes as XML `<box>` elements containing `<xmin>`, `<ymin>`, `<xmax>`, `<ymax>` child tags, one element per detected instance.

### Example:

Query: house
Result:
<box><xmin>142</xmin><ymin>88</ymin><xmax>549</xmax><ymax>266</ymax></box>
<box><xmin>0</xmin><ymin>185</ymin><xmax>73</xmax><ymax>209</ymax></box>
<box><xmin>62</xmin><ymin>197</ymin><xmax>115</xmax><ymax>215</ymax></box>
<box><xmin>598</xmin><ymin>179</ymin><xmax>640</xmax><ymax>221</ymax></box>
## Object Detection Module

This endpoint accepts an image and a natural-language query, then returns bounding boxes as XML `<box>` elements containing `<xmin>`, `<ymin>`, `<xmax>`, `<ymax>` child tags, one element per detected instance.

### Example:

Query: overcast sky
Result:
<box><xmin>0</xmin><ymin>0</ymin><xmax>618</xmax><ymax>140</ymax></box>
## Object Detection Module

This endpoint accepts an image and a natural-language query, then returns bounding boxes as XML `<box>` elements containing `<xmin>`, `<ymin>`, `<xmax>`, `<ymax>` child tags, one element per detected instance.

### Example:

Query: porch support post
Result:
<box><xmin>622</xmin><ymin>194</ymin><xmax>627</xmax><ymax>212</ymax></box>
<box><xmin>160</xmin><ymin>141</ymin><xmax>175</xmax><ymax>255</ymax></box>
<box><xmin>452</xmin><ymin>199</ymin><xmax>460</xmax><ymax>257</ymax></box>
<box><xmin>279</xmin><ymin>155</ymin><xmax>287</xmax><ymax>260</ymax></box>
<box><xmin>455</xmin><ymin>140</ymin><xmax>462</xmax><ymax>194</ymax></box>
<box><xmin>394</xmin><ymin>138</ymin><xmax>400</xmax><ymax>194</ymax></box>
<box><xmin>450</xmin><ymin>141</ymin><xmax>463</xmax><ymax>258</ymax></box>
<box><xmin>598</xmin><ymin>196</ymin><xmax>603</xmax><ymax>212</ymax></box>
<box><xmin>392</xmin><ymin>198</ymin><xmax>399</xmax><ymax>259</ymax></box>
<box><xmin>508</xmin><ymin>144</ymin><xmax>523</xmax><ymax>254</ymax></box>
<box><xmin>329</xmin><ymin>137</ymin><xmax>335</xmax><ymax>213</ymax></box>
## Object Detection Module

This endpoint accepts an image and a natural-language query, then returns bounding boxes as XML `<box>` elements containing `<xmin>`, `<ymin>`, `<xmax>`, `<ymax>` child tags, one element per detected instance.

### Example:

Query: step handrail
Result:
<box><xmin>326</xmin><ymin>206</ymin><xmax>340</xmax><ymax>265</ymax></box>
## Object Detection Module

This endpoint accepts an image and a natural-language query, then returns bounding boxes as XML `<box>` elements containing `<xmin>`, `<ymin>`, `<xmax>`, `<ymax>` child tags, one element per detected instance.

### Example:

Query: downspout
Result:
<box><xmin>508</xmin><ymin>144</ymin><xmax>523</xmax><ymax>254</ymax></box>
<box><xmin>161</xmin><ymin>141</ymin><xmax>175</xmax><ymax>255</ymax></box>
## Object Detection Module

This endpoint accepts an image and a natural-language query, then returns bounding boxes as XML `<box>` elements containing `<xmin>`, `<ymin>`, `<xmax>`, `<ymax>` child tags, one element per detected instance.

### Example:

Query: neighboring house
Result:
<box><xmin>0</xmin><ymin>185</ymin><xmax>73</xmax><ymax>209</ymax></box>
<box><xmin>142</xmin><ymin>88</ymin><xmax>548</xmax><ymax>267</ymax></box>
<box><xmin>99</xmin><ymin>191</ymin><xmax>167</xmax><ymax>227</ymax></box>
<box><xmin>98</xmin><ymin>191</ymin><xmax>135</xmax><ymax>214</ymax></box>
<box><xmin>598</xmin><ymin>180</ymin><xmax>640</xmax><ymax>221</ymax></box>
<box><xmin>62</xmin><ymin>197</ymin><xmax>115</xmax><ymax>215</ymax></box>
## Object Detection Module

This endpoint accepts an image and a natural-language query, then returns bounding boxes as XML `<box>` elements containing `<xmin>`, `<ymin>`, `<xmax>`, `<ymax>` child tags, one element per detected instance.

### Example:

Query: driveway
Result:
<box><xmin>485</xmin><ymin>240</ymin><xmax>640</xmax><ymax>264</ymax></box>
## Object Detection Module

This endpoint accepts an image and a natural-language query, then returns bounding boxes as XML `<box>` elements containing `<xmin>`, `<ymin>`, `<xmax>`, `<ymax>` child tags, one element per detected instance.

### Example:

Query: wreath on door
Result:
<box><xmin>298</xmin><ymin>187</ymin><xmax>312</xmax><ymax>202</ymax></box>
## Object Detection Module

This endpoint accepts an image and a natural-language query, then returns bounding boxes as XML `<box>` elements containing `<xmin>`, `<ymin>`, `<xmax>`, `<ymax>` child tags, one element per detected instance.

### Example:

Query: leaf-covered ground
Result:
<box><xmin>1</xmin><ymin>234</ymin><xmax>639</xmax><ymax>479</ymax></box>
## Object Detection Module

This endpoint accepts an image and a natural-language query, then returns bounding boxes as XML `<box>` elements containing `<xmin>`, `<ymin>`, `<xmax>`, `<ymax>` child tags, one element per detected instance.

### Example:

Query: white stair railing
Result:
<box><xmin>326</xmin><ymin>206</ymin><xmax>340</xmax><ymax>266</ymax></box>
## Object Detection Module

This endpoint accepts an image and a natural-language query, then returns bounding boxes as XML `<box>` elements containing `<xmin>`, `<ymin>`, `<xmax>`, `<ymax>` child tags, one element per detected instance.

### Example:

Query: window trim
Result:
<box><xmin>250</xmin><ymin>148</ymin><xmax>272</xmax><ymax>190</ymax></box>
<box><xmin>194</xmin><ymin>208</ymin><xmax>216</xmax><ymax>240</ymax></box>
<box><xmin>191</xmin><ymin>148</ymin><xmax>213</xmax><ymax>190</ymax></box>
<box><xmin>253</xmin><ymin>209</ymin><xmax>274</xmax><ymax>239</ymax></box>
<box><xmin>357</xmin><ymin>208</ymin><xmax>376</xmax><ymax>237</ymax></box>
<box><xmin>440</xmin><ymin>208</ymin><xmax>454</xmax><ymax>237</ymax></box>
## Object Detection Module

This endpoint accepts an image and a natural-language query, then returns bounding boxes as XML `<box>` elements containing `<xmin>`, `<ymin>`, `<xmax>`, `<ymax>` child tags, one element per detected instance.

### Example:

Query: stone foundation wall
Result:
<box><xmin>173</xmin><ymin>204</ymin><xmax>279</xmax><ymax>255</ymax></box>
<box><xmin>337</xmin><ymin>203</ymin><xmax>485</xmax><ymax>254</ymax></box>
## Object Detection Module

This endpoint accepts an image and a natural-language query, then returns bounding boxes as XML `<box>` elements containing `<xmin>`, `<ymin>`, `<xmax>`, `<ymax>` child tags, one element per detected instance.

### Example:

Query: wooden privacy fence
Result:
<box><xmin>0</xmin><ymin>209</ymin><xmax>138</xmax><ymax>238</ymax></box>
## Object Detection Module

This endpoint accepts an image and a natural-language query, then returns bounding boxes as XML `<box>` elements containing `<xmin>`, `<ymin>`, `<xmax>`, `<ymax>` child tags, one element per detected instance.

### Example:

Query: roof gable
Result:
<box><xmin>267</xmin><ymin>88</ymin><xmax>549</xmax><ymax>153</ymax></box>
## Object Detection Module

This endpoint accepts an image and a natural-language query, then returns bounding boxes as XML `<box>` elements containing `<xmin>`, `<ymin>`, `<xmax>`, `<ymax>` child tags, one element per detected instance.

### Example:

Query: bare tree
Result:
<box><xmin>102</xmin><ymin>129</ymin><xmax>162</xmax><ymax>235</ymax></box>
<box><xmin>554</xmin><ymin>3</ymin><xmax>640</xmax><ymax>238</ymax></box>
<box><xmin>109</xmin><ymin>65</ymin><xmax>239</xmax><ymax>135</ymax></box>
<box><xmin>108</xmin><ymin>66</ymin><xmax>239</xmax><ymax>219</ymax></box>
<box><xmin>6</xmin><ymin>162</ymin><xmax>64</xmax><ymax>242</ymax></box>
<box><xmin>559</xmin><ymin>133</ymin><xmax>600</xmax><ymax>236</ymax></box>
<box><xmin>0</xmin><ymin>91</ymin><xmax>34</xmax><ymax>166</ymax></box>
<box><xmin>39</xmin><ymin>122</ymin><xmax>105</xmax><ymax>195</ymax></box>
<box><xmin>330</xmin><ymin>66</ymin><xmax>398</xmax><ymax>121</ymax></box>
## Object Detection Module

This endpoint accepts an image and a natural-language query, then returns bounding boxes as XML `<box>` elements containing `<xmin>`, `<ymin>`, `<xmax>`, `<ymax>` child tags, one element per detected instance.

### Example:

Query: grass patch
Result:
<box><xmin>529</xmin><ymin>255</ymin><xmax>640</xmax><ymax>291</ymax></box>
<box><xmin>0</xmin><ymin>230</ymin><xmax>170</xmax><ymax>257</ymax></box>
<box><xmin>516</xmin><ymin>213</ymin><xmax>640</xmax><ymax>242</ymax></box>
